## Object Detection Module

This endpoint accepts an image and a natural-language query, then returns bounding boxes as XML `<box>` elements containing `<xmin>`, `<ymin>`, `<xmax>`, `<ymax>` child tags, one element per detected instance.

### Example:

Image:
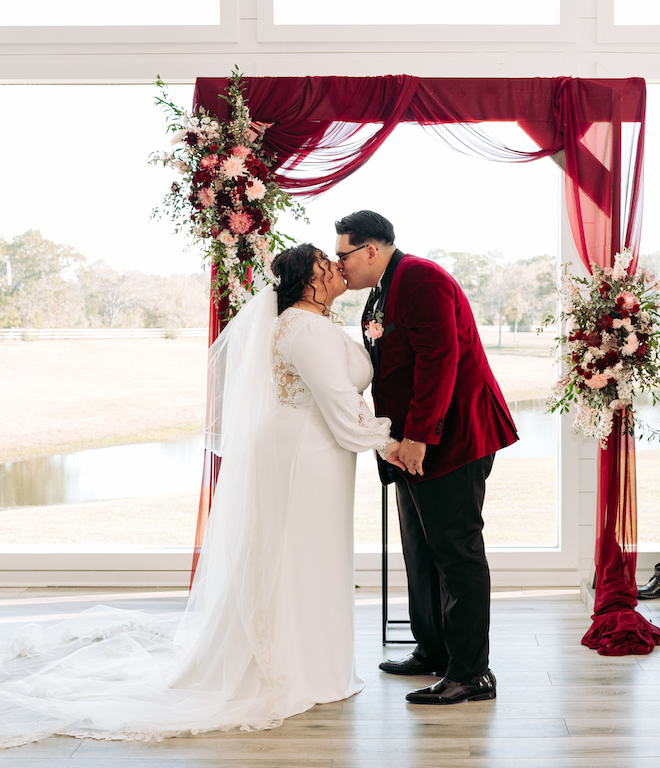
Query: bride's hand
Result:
<box><xmin>383</xmin><ymin>441</ymin><xmax>406</xmax><ymax>470</ymax></box>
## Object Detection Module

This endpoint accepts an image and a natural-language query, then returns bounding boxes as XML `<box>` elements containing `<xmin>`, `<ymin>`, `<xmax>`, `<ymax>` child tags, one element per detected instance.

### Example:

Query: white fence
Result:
<box><xmin>0</xmin><ymin>328</ymin><xmax>207</xmax><ymax>341</ymax></box>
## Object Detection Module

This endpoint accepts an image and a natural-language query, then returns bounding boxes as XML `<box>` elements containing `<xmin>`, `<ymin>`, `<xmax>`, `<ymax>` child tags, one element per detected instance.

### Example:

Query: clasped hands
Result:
<box><xmin>382</xmin><ymin>440</ymin><xmax>426</xmax><ymax>476</ymax></box>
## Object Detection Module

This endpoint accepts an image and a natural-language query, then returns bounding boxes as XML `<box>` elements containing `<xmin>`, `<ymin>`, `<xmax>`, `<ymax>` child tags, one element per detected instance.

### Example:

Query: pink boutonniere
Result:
<box><xmin>364</xmin><ymin>319</ymin><xmax>384</xmax><ymax>346</ymax></box>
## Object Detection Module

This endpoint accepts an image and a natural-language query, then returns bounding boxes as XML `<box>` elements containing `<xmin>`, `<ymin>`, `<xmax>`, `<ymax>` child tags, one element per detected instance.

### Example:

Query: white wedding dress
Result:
<box><xmin>0</xmin><ymin>288</ymin><xmax>392</xmax><ymax>748</ymax></box>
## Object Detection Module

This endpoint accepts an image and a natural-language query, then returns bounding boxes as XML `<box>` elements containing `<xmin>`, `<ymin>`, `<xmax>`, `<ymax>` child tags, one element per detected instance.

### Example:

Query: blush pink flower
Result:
<box><xmin>584</xmin><ymin>372</ymin><xmax>609</xmax><ymax>389</ymax></box>
<box><xmin>228</xmin><ymin>210</ymin><xmax>254</xmax><ymax>235</ymax></box>
<box><xmin>231</xmin><ymin>145</ymin><xmax>252</xmax><ymax>158</ymax></box>
<box><xmin>219</xmin><ymin>229</ymin><xmax>238</xmax><ymax>246</ymax></box>
<box><xmin>197</xmin><ymin>187</ymin><xmax>216</xmax><ymax>208</ymax></box>
<box><xmin>245</xmin><ymin>178</ymin><xmax>266</xmax><ymax>201</ymax></box>
<box><xmin>622</xmin><ymin>332</ymin><xmax>639</xmax><ymax>356</ymax></box>
<box><xmin>603</xmin><ymin>266</ymin><xmax>614</xmax><ymax>276</ymax></box>
<box><xmin>616</xmin><ymin>290</ymin><xmax>639</xmax><ymax>311</ymax></box>
<box><xmin>364</xmin><ymin>320</ymin><xmax>384</xmax><ymax>343</ymax></box>
<box><xmin>200</xmin><ymin>154</ymin><xmax>219</xmax><ymax>169</ymax></box>
<box><xmin>221</xmin><ymin>155</ymin><xmax>246</xmax><ymax>179</ymax></box>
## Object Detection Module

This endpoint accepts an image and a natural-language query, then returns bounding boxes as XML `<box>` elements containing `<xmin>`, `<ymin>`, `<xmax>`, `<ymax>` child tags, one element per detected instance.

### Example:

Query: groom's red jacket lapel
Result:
<box><xmin>372</xmin><ymin>253</ymin><xmax>518</xmax><ymax>484</ymax></box>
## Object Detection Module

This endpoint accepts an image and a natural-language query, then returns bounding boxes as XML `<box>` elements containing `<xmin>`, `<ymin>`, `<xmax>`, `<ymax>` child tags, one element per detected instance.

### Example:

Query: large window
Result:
<box><xmin>614</xmin><ymin>0</ymin><xmax>660</xmax><ymax>25</ymax></box>
<box><xmin>274</xmin><ymin>0</ymin><xmax>559</xmax><ymax>26</ymax></box>
<box><xmin>0</xmin><ymin>84</ymin><xmax>207</xmax><ymax>548</ymax></box>
<box><xmin>0</xmin><ymin>1</ymin><xmax>221</xmax><ymax>26</ymax></box>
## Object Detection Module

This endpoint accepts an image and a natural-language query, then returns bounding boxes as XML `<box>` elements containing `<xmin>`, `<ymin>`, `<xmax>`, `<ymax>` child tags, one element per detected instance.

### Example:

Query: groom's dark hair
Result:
<box><xmin>335</xmin><ymin>210</ymin><xmax>395</xmax><ymax>247</ymax></box>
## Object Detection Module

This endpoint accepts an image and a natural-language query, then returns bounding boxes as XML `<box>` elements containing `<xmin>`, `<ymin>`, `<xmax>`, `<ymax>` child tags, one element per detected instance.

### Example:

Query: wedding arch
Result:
<box><xmin>191</xmin><ymin>75</ymin><xmax>656</xmax><ymax>655</ymax></box>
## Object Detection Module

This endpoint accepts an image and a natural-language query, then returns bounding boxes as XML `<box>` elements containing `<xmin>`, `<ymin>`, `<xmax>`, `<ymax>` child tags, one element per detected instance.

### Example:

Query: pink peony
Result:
<box><xmin>245</xmin><ymin>178</ymin><xmax>266</xmax><ymax>201</ymax></box>
<box><xmin>221</xmin><ymin>155</ymin><xmax>246</xmax><ymax>179</ymax></box>
<box><xmin>584</xmin><ymin>372</ymin><xmax>609</xmax><ymax>389</ymax></box>
<box><xmin>228</xmin><ymin>210</ymin><xmax>254</xmax><ymax>235</ymax></box>
<box><xmin>197</xmin><ymin>187</ymin><xmax>216</xmax><ymax>208</ymax></box>
<box><xmin>231</xmin><ymin>145</ymin><xmax>252</xmax><ymax>158</ymax></box>
<box><xmin>616</xmin><ymin>290</ymin><xmax>639</xmax><ymax>311</ymax></box>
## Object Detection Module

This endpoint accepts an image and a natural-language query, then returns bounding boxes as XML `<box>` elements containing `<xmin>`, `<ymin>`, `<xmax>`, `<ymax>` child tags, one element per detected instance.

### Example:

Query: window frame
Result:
<box><xmin>257</xmin><ymin>0</ymin><xmax>576</xmax><ymax>44</ymax></box>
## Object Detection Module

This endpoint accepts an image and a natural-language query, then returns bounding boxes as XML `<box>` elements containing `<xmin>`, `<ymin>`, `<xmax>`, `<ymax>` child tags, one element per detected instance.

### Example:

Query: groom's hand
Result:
<box><xmin>399</xmin><ymin>440</ymin><xmax>426</xmax><ymax>476</ymax></box>
<box><xmin>383</xmin><ymin>441</ymin><xmax>406</xmax><ymax>470</ymax></box>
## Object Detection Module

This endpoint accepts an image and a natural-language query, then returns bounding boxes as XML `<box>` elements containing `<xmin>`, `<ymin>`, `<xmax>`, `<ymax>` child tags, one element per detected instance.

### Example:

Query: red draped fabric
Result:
<box><xmin>190</xmin><ymin>76</ymin><xmax>658</xmax><ymax>654</ymax></box>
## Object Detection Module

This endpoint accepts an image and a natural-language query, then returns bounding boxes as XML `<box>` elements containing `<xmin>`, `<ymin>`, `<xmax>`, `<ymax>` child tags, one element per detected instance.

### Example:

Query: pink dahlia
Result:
<box><xmin>221</xmin><ymin>155</ymin><xmax>246</xmax><ymax>179</ymax></box>
<box><xmin>232</xmin><ymin>145</ymin><xmax>252</xmax><ymax>158</ymax></box>
<box><xmin>197</xmin><ymin>187</ymin><xmax>216</xmax><ymax>208</ymax></box>
<box><xmin>228</xmin><ymin>210</ymin><xmax>254</xmax><ymax>235</ymax></box>
<box><xmin>246</xmin><ymin>178</ymin><xmax>266</xmax><ymax>201</ymax></box>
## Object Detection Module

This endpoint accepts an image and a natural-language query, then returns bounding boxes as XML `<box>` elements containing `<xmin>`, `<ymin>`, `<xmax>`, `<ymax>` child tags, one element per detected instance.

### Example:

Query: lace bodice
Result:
<box><xmin>272</xmin><ymin>308</ymin><xmax>393</xmax><ymax>455</ymax></box>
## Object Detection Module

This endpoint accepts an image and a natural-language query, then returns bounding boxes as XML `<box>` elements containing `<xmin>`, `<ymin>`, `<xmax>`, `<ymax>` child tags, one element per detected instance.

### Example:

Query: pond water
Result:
<box><xmin>2</xmin><ymin>396</ymin><xmax>659</xmax><ymax>508</ymax></box>
<box><xmin>0</xmin><ymin>436</ymin><xmax>204</xmax><ymax>508</ymax></box>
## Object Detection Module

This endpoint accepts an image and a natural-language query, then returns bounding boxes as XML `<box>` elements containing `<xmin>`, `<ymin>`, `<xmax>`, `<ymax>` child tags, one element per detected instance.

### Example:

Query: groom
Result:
<box><xmin>335</xmin><ymin>210</ymin><xmax>518</xmax><ymax>705</ymax></box>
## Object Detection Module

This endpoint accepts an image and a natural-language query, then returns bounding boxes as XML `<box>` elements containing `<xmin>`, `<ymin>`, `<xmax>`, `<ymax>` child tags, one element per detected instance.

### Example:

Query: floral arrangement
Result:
<box><xmin>364</xmin><ymin>309</ymin><xmax>384</xmax><ymax>346</ymax></box>
<box><xmin>546</xmin><ymin>248</ymin><xmax>660</xmax><ymax>446</ymax></box>
<box><xmin>150</xmin><ymin>69</ymin><xmax>306</xmax><ymax>315</ymax></box>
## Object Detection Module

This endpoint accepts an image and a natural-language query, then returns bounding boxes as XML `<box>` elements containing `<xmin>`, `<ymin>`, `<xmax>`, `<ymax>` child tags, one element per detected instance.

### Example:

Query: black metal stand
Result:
<box><xmin>381</xmin><ymin>484</ymin><xmax>414</xmax><ymax>645</ymax></box>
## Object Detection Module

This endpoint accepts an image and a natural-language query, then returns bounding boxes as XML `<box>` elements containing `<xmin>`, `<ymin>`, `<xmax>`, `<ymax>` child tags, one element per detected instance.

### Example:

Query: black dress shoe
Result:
<box><xmin>406</xmin><ymin>669</ymin><xmax>497</xmax><ymax>704</ymax></box>
<box><xmin>379</xmin><ymin>653</ymin><xmax>442</xmax><ymax>676</ymax></box>
<box><xmin>638</xmin><ymin>567</ymin><xmax>660</xmax><ymax>599</ymax></box>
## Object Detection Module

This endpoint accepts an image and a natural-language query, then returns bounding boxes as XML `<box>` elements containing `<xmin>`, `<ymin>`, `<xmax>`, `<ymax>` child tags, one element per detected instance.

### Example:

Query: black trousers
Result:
<box><xmin>394</xmin><ymin>453</ymin><xmax>495</xmax><ymax>681</ymax></box>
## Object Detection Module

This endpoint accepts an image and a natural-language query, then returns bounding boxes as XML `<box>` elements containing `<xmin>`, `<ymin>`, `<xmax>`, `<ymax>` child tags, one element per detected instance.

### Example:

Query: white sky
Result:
<box><xmin>1</xmin><ymin>82</ymin><xmax>658</xmax><ymax>275</ymax></box>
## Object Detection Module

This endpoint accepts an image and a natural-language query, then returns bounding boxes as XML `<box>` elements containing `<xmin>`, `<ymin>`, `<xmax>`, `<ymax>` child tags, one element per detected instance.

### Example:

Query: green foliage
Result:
<box><xmin>0</xmin><ymin>230</ymin><xmax>85</xmax><ymax>328</ymax></box>
<box><xmin>428</xmin><ymin>247</ymin><xmax>558</xmax><ymax>329</ymax></box>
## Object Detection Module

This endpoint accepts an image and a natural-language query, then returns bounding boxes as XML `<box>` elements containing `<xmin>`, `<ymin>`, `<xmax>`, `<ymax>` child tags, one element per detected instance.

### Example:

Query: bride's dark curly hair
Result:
<box><xmin>271</xmin><ymin>243</ymin><xmax>328</xmax><ymax>315</ymax></box>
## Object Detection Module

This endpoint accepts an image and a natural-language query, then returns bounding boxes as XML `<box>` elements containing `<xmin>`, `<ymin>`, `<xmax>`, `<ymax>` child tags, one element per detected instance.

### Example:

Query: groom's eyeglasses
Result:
<box><xmin>336</xmin><ymin>244</ymin><xmax>368</xmax><ymax>263</ymax></box>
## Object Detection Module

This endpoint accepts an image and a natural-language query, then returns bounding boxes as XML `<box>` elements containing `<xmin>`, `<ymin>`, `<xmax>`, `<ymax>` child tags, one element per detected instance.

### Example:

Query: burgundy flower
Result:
<box><xmin>621</xmin><ymin>309</ymin><xmax>630</xmax><ymax>318</ymax></box>
<box><xmin>586</xmin><ymin>331</ymin><xmax>601</xmax><ymax>347</ymax></box>
<box><xmin>209</xmin><ymin>143</ymin><xmax>219</xmax><ymax>153</ymax></box>
<box><xmin>637</xmin><ymin>343</ymin><xmax>649</xmax><ymax>359</ymax></box>
<box><xmin>603</xmin><ymin>350</ymin><xmax>620</xmax><ymax>367</ymax></box>
<box><xmin>259</xmin><ymin>220</ymin><xmax>271</xmax><ymax>234</ymax></box>
<box><xmin>597</xmin><ymin>315</ymin><xmax>614</xmax><ymax>330</ymax></box>
<box><xmin>584</xmin><ymin>371</ymin><xmax>593</xmax><ymax>379</ymax></box>
<box><xmin>185</xmin><ymin>132</ymin><xmax>198</xmax><ymax>146</ymax></box>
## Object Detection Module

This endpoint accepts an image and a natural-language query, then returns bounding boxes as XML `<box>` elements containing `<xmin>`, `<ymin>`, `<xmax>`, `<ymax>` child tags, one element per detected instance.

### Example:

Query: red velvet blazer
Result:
<box><xmin>368</xmin><ymin>254</ymin><xmax>518</xmax><ymax>484</ymax></box>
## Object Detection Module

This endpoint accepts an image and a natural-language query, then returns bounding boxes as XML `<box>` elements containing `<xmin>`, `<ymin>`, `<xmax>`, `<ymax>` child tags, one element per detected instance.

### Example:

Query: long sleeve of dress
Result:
<box><xmin>288</xmin><ymin>318</ymin><xmax>393</xmax><ymax>455</ymax></box>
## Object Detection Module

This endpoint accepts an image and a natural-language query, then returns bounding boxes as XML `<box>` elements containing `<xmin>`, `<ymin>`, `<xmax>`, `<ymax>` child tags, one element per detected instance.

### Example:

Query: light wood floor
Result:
<box><xmin>2</xmin><ymin>585</ymin><xmax>660</xmax><ymax>767</ymax></box>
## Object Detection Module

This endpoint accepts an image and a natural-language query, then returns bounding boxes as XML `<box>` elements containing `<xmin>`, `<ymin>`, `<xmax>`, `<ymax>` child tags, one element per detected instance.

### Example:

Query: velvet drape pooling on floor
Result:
<box><xmin>190</xmin><ymin>76</ymin><xmax>657</xmax><ymax>654</ymax></box>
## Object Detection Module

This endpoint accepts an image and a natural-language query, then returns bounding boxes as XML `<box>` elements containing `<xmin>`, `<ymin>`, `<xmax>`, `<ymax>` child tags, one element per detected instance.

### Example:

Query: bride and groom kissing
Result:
<box><xmin>0</xmin><ymin>210</ymin><xmax>518</xmax><ymax>748</ymax></box>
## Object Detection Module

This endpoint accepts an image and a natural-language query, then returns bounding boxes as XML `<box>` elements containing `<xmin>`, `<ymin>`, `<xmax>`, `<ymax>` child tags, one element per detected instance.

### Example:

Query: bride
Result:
<box><xmin>0</xmin><ymin>243</ymin><xmax>402</xmax><ymax>748</ymax></box>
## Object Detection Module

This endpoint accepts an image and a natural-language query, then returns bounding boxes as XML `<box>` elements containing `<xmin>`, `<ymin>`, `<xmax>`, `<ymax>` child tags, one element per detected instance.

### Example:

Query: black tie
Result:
<box><xmin>365</xmin><ymin>286</ymin><xmax>382</xmax><ymax>318</ymax></box>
